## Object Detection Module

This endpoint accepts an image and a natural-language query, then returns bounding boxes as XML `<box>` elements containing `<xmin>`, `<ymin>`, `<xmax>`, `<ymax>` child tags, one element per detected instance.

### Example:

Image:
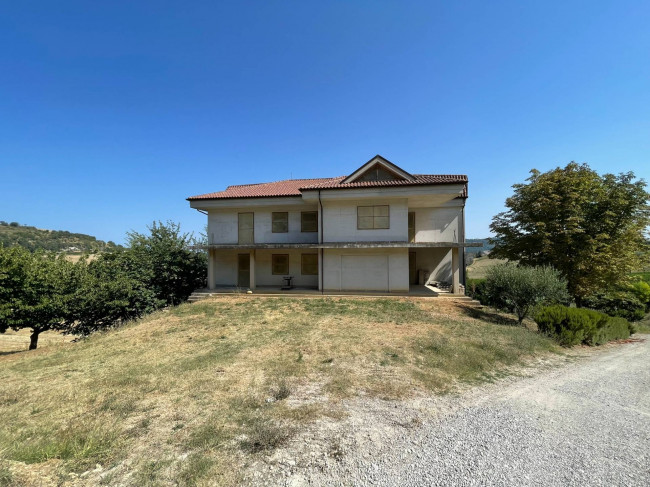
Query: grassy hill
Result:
<box><xmin>0</xmin><ymin>297</ymin><xmax>558</xmax><ymax>486</ymax></box>
<box><xmin>0</xmin><ymin>222</ymin><xmax>121</xmax><ymax>253</ymax></box>
<box><xmin>467</xmin><ymin>255</ymin><xmax>508</xmax><ymax>279</ymax></box>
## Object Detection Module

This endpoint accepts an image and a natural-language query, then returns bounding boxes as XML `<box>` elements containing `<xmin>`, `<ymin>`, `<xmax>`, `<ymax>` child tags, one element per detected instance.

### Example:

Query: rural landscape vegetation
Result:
<box><xmin>1</xmin><ymin>162</ymin><xmax>649</xmax><ymax>486</ymax></box>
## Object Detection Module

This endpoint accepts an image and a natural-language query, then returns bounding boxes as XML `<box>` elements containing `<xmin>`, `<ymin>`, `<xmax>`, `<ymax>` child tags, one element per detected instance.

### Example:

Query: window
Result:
<box><xmin>357</xmin><ymin>205</ymin><xmax>389</xmax><ymax>230</ymax></box>
<box><xmin>408</xmin><ymin>212</ymin><xmax>415</xmax><ymax>242</ymax></box>
<box><xmin>272</xmin><ymin>212</ymin><xmax>288</xmax><ymax>233</ymax></box>
<box><xmin>301</xmin><ymin>211</ymin><xmax>318</xmax><ymax>232</ymax></box>
<box><xmin>272</xmin><ymin>254</ymin><xmax>289</xmax><ymax>275</ymax></box>
<box><xmin>301</xmin><ymin>254</ymin><xmax>318</xmax><ymax>275</ymax></box>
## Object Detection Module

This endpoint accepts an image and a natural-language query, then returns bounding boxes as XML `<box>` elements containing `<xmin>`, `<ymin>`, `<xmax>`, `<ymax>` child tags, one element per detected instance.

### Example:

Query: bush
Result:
<box><xmin>484</xmin><ymin>264</ymin><xmax>569</xmax><ymax>324</ymax></box>
<box><xmin>535</xmin><ymin>305</ymin><xmax>631</xmax><ymax>346</ymax></box>
<box><xmin>582</xmin><ymin>290</ymin><xmax>646</xmax><ymax>321</ymax></box>
<box><xmin>466</xmin><ymin>278</ymin><xmax>489</xmax><ymax>305</ymax></box>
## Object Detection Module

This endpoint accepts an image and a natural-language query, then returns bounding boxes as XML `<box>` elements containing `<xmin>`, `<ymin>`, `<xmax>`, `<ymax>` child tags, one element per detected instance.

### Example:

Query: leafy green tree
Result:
<box><xmin>490</xmin><ymin>163</ymin><xmax>650</xmax><ymax>304</ymax></box>
<box><xmin>65</xmin><ymin>253</ymin><xmax>159</xmax><ymax>336</ymax></box>
<box><xmin>0</xmin><ymin>246</ymin><xmax>78</xmax><ymax>349</ymax></box>
<box><xmin>126</xmin><ymin>221</ymin><xmax>207</xmax><ymax>306</ymax></box>
<box><xmin>484</xmin><ymin>263</ymin><xmax>569</xmax><ymax>324</ymax></box>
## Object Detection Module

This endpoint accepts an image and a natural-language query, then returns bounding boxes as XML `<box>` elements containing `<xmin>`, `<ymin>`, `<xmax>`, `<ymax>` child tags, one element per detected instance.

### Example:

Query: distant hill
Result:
<box><xmin>0</xmin><ymin>221</ymin><xmax>122</xmax><ymax>253</ymax></box>
<box><xmin>465</xmin><ymin>238</ymin><xmax>494</xmax><ymax>255</ymax></box>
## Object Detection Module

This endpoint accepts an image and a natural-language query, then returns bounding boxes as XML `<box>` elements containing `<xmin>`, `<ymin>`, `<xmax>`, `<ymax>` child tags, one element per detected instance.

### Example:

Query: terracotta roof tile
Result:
<box><xmin>299</xmin><ymin>174</ymin><xmax>467</xmax><ymax>189</ymax></box>
<box><xmin>187</xmin><ymin>178</ymin><xmax>338</xmax><ymax>200</ymax></box>
<box><xmin>187</xmin><ymin>174</ymin><xmax>468</xmax><ymax>200</ymax></box>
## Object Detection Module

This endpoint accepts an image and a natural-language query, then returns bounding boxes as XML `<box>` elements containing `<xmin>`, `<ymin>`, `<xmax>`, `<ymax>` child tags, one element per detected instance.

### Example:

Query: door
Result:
<box><xmin>408</xmin><ymin>212</ymin><xmax>415</xmax><ymax>243</ymax></box>
<box><xmin>238</xmin><ymin>254</ymin><xmax>250</xmax><ymax>288</ymax></box>
<box><xmin>341</xmin><ymin>255</ymin><xmax>389</xmax><ymax>291</ymax></box>
<box><xmin>238</xmin><ymin>212</ymin><xmax>254</xmax><ymax>244</ymax></box>
<box><xmin>409</xmin><ymin>252</ymin><xmax>417</xmax><ymax>285</ymax></box>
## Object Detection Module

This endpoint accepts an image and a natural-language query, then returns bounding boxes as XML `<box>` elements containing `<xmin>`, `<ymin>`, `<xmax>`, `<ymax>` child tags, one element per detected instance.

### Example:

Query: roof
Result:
<box><xmin>187</xmin><ymin>155</ymin><xmax>468</xmax><ymax>200</ymax></box>
<box><xmin>187</xmin><ymin>178</ymin><xmax>338</xmax><ymax>200</ymax></box>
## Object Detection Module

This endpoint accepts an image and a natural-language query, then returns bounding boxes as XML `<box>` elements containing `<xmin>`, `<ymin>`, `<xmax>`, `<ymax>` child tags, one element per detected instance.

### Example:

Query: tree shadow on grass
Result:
<box><xmin>459</xmin><ymin>305</ymin><xmax>521</xmax><ymax>327</ymax></box>
<box><xmin>0</xmin><ymin>350</ymin><xmax>26</xmax><ymax>357</ymax></box>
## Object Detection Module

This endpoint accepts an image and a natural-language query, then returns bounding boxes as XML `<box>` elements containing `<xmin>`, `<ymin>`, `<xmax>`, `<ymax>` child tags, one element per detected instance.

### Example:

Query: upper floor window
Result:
<box><xmin>272</xmin><ymin>212</ymin><xmax>288</xmax><ymax>233</ymax></box>
<box><xmin>301</xmin><ymin>211</ymin><xmax>318</xmax><ymax>232</ymax></box>
<box><xmin>357</xmin><ymin>205</ymin><xmax>389</xmax><ymax>230</ymax></box>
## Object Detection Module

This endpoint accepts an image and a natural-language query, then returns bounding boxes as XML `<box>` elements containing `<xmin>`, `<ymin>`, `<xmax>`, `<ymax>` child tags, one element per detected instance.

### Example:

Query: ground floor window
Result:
<box><xmin>301</xmin><ymin>254</ymin><xmax>318</xmax><ymax>275</ymax></box>
<box><xmin>272</xmin><ymin>254</ymin><xmax>289</xmax><ymax>275</ymax></box>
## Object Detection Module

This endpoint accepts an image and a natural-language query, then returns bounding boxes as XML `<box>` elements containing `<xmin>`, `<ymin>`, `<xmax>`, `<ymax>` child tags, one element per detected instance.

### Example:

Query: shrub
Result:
<box><xmin>630</xmin><ymin>280</ymin><xmax>650</xmax><ymax>312</ymax></box>
<box><xmin>484</xmin><ymin>264</ymin><xmax>569</xmax><ymax>324</ymax></box>
<box><xmin>582</xmin><ymin>290</ymin><xmax>646</xmax><ymax>321</ymax></box>
<box><xmin>466</xmin><ymin>278</ymin><xmax>488</xmax><ymax>304</ymax></box>
<box><xmin>535</xmin><ymin>305</ymin><xmax>631</xmax><ymax>346</ymax></box>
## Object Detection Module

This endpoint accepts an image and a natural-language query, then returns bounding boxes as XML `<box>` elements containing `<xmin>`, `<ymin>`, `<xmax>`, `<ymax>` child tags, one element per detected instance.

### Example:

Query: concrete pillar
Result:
<box><xmin>318</xmin><ymin>250</ymin><xmax>323</xmax><ymax>291</ymax></box>
<box><xmin>249</xmin><ymin>250</ymin><xmax>256</xmax><ymax>290</ymax></box>
<box><xmin>207</xmin><ymin>249</ymin><xmax>216</xmax><ymax>290</ymax></box>
<box><xmin>451</xmin><ymin>247</ymin><xmax>460</xmax><ymax>294</ymax></box>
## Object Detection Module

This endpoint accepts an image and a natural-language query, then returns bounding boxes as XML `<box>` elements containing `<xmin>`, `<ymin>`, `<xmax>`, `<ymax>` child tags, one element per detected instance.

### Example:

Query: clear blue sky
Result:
<box><xmin>1</xmin><ymin>1</ymin><xmax>648</xmax><ymax>244</ymax></box>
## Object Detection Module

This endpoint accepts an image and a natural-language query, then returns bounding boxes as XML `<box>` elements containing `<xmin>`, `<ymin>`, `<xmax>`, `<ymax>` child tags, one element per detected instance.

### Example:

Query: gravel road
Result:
<box><xmin>248</xmin><ymin>338</ymin><xmax>650</xmax><ymax>486</ymax></box>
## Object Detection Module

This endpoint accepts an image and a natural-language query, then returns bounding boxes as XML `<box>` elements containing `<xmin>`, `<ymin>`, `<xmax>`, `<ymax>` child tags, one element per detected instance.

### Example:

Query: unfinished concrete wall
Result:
<box><xmin>322</xmin><ymin>248</ymin><xmax>409</xmax><ymax>292</ymax></box>
<box><xmin>321</xmin><ymin>198</ymin><xmax>408</xmax><ymax>242</ymax></box>
<box><xmin>207</xmin><ymin>206</ymin><xmax>318</xmax><ymax>244</ymax></box>
<box><xmin>412</xmin><ymin>206</ymin><xmax>461</xmax><ymax>243</ymax></box>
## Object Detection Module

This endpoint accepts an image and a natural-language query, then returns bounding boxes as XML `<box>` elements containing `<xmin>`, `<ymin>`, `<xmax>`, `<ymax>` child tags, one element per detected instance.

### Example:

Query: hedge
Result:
<box><xmin>534</xmin><ymin>305</ymin><xmax>632</xmax><ymax>347</ymax></box>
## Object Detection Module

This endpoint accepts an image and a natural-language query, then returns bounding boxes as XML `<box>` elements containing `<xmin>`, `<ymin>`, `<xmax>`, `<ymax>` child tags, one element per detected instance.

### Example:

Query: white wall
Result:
<box><xmin>322</xmin><ymin>248</ymin><xmax>409</xmax><ymax>292</ymax></box>
<box><xmin>213</xmin><ymin>249</ymin><xmax>239</xmax><ymax>285</ymax></box>
<box><xmin>322</xmin><ymin>199</ymin><xmax>408</xmax><ymax>242</ymax></box>
<box><xmin>412</xmin><ymin>206</ymin><xmax>461</xmax><ymax>243</ymax></box>
<box><xmin>208</xmin><ymin>206</ymin><xmax>318</xmax><ymax>244</ymax></box>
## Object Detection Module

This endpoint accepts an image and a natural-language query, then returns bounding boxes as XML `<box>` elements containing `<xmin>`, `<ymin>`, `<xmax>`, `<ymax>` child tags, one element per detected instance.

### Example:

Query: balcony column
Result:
<box><xmin>249</xmin><ymin>250</ymin><xmax>256</xmax><ymax>290</ymax></box>
<box><xmin>207</xmin><ymin>249</ymin><xmax>216</xmax><ymax>290</ymax></box>
<box><xmin>451</xmin><ymin>247</ymin><xmax>460</xmax><ymax>294</ymax></box>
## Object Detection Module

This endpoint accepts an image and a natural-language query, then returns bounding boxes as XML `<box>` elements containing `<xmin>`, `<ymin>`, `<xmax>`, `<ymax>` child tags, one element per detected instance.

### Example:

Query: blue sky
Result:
<box><xmin>1</xmin><ymin>1</ymin><xmax>648</xmax><ymax>244</ymax></box>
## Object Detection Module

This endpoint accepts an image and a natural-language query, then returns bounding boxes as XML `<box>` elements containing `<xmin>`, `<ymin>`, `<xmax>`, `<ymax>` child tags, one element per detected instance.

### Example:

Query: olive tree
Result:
<box><xmin>484</xmin><ymin>263</ymin><xmax>569</xmax><ymax>325</ymax></box>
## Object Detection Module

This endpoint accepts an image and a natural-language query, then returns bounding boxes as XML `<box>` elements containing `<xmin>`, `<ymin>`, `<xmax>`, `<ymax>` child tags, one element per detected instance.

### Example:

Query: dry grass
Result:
<box><xmin>466</xmin><ymin>255</ymin><xmax>507</xmax><ymax>279</ymax></box>
<box><xmin>0</xmin><ymin>297</ymin><xmax>559</xmax><ymax>486</ymax></box>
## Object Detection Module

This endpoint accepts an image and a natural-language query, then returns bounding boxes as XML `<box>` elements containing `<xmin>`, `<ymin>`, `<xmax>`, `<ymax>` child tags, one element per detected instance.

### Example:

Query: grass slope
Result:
<box><xmin>0</xmin><ymin>297</ymin><xmax>558</xmax><ymax>486</ymax></box>
<box><xmin>466</xmin><ymin>255</ymin><xmax>507</xmax><ymax>279</ymax></box>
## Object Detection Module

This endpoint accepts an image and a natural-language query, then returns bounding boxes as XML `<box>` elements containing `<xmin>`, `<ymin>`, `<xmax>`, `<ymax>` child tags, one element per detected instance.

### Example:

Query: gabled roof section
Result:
<box><xmin>341</xmin><ymin>155</ymin><xmax>416</xmax><ymax>184</ymax></box>
<box><xmin>187</xmin><ymin>155</ymin><xmax>469</xmax><ymax>200</ymax></box>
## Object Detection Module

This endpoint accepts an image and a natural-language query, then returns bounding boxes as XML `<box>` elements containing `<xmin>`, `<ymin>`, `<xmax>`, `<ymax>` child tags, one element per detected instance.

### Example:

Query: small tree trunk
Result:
<box><xmin>29</xmin><ymin>329</ymin><xmax>40</xmax><ymax>350</ymax></box>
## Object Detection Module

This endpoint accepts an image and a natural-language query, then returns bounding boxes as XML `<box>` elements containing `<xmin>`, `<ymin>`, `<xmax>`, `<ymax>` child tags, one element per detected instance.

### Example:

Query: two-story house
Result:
<box><xmin>187</xmin><ymin>155</ymin><xmax>474</xmax><ymax>294</ymax></box>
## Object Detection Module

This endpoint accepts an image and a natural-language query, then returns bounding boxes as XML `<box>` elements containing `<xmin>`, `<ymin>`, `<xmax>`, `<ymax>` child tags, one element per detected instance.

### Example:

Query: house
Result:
<box><xmin>187</xmin><ymin>155</ymin><xmax>475</xmax><ymax>294</ymax></box>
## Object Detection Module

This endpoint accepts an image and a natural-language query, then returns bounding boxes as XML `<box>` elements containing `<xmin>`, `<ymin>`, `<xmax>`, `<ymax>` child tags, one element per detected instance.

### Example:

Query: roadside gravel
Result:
<box><xmin>246</xmin><ymin>337</ymin><xmax>650</xmax><ymax>486</ymax></box>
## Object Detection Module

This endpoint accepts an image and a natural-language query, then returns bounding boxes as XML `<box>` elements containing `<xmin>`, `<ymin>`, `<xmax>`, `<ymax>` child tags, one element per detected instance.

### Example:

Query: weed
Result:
<box><xmin>240</xmin><ymin>418</ymin><xmax>292</xmax><ymax>453</ymax></box>
<box><xmin>271</xmin><ymin>379</ymin><xmax>291</xmax><ymax>401</ymax></box>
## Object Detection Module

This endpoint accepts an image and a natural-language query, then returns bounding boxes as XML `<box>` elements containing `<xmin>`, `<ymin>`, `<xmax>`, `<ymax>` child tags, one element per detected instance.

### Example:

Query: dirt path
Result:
<box><xmin>248</xmin><ymin>337</ymin><xmax>650</xmax><ymax>486</ymax></box>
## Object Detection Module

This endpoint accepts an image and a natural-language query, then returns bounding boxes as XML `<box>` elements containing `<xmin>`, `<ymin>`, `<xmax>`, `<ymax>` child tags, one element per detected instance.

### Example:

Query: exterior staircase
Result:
<box><xmin>433</xmin><ymin>294</ymin><xmax>483</xmax><ymax>308</ymax></box>
<box><xmin>187</xmin><ymin>289</ymin><xmax>220</xmax><ymax>303</ymax></box>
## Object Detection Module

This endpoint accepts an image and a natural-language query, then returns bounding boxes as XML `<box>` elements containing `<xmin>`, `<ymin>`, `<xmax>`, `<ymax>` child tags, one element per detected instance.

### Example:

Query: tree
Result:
<box><xmin>65</xmin><ymin>252</ymin><xmax>159</xmax><ymax>336</ymax></box>
<box><xmin>0</xmin><ymin>246</ymin><xmax>78</xmax><ymax>349</ymax></box>
<box><xmin>490</xmin><ymin>163</ymin><xmax>650</xmax><ymax>304</ymax></box>
<box><xmin>484</xmin><ymin>263</ymin><xmax>569</xmax><ymax>324</ymax></box>
<box><xmin>126</xmin><ymin>221</ymin><xmax>207</xmax><ymax>306</ymax></box>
